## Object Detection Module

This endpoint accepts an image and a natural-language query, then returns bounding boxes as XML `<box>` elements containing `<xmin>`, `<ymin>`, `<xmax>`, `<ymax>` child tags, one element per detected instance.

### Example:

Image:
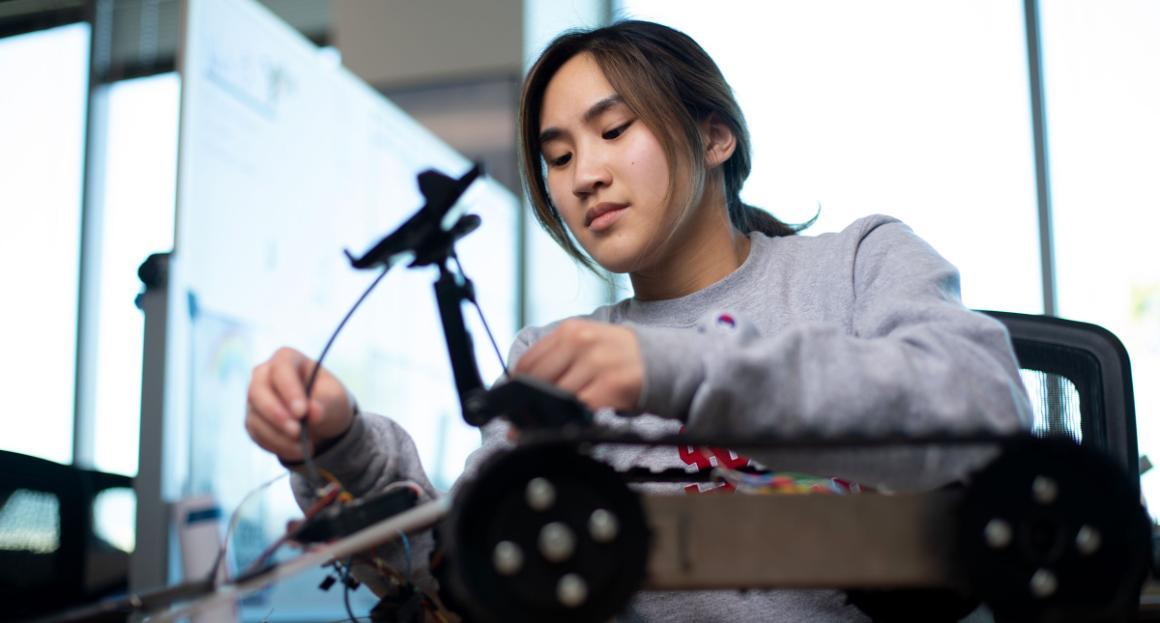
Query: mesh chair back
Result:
<box><xmin>982</xmin><ymin>310</ymin><xmax>1139</xmax><ymax>485</ymax></box>
<box><xmin>0</xmin><ymin>451</ymin><xmax>133</xmax><ymax>619</ymax></box>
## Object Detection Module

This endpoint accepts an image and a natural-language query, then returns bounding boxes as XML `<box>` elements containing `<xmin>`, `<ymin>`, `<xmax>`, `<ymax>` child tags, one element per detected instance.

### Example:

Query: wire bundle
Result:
<box><xmin>712</xmin><ymin>467</ymin><xmax>865</xmax><ymax>495</ymax></box>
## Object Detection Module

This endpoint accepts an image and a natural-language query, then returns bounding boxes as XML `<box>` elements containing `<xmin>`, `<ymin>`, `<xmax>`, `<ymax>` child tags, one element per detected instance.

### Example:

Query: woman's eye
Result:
<box><xmin>602</xmin><ymin>121</ymin><xmax>633</xmax><ymax>140</ymax></box>
<box><xmin>549</xmin><ymin>153</ymin><xmax>572</xmax><ymax>167</ymax></box>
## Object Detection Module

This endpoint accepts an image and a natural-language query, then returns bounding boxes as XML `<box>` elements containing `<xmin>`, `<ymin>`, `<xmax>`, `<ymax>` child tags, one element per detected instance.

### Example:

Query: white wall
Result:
<box><xmin>333</xmin><ymin>0</ymin><xmax>524</xmax><ymax>88</ymax></box>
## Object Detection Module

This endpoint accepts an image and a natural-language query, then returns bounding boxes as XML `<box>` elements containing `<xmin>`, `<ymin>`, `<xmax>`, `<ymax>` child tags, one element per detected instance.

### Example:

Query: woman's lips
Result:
<box><xmin>586</xmin><ymin>202</ymin><xmax>629</xmax><ymax>232</ymax></box>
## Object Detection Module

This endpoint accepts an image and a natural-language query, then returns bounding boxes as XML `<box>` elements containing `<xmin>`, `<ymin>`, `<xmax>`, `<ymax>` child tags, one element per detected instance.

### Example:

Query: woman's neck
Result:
<box><xmin>629</xmin><ymin>192</ymin><xmax>751</xmax><ymax>302</ymax></box>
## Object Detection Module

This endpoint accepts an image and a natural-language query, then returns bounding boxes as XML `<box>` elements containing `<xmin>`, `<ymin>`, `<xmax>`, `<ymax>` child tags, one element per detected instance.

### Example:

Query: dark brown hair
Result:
<box><xmin>518</xmin><ymin>20</ymin><xmax>807</xmax><ymax>271</ymax></box>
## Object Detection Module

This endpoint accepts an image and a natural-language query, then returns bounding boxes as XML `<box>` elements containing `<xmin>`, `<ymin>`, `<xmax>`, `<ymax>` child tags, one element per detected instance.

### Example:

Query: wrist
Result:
<box><xmin>315</xmin><ymin>399</ymin><xmax>359</xmax><ymax>455</ymax></box>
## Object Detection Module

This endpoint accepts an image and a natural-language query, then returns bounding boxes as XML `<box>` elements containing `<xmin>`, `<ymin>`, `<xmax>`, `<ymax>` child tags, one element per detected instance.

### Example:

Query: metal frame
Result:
<box><xmin>71</xmin><ymin>0</ymin><xmax>112</xmax><ymax>468</ymax></box>
<box><xmin>131</xmin><ymin>252</ymin><xmax>174</xmax><ymax>593</ymax></box>
<box><xmin>644</xmin><ymin>491</ymin><xmax>964</xmax><ymax>590</ymax></box>
<box><xmin>1023</xmin><ymin>0</ymin><xmax>1058</xmax><ymax>316</ymax></box>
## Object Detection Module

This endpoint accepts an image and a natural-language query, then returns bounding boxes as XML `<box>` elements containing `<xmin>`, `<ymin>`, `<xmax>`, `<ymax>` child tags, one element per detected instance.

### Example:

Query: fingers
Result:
<box><xmin>574</xmin><ymin>384</ymin><xmax>605</xmax><ymax>412</ymax></box>
<box><xmin>512</xmin><ymin>330</ymin><xmax>556</xmax><ymax>377</ymax></box>
<box><xmin>246</xmin><ymin>347</ymin><xmax>313</xmax><ymax>459</ymax></box>
<box><xmin>516</xmin><ymin>319</ymin><xmax>590</xmax><ymax>381</ymax></box>
<box><xmin>270</xmin><ymin>348</ymin><xmax>311</xmax><ymax>421</ymax></box>
<box><xmin>248</xmin><ymin>356</ymin><xmax>299</xmax><ymax>437</ymax></box>
<box><xmin>517</xmin><ymin>340</ymin><xmax>575</xmax><ymax>384</ymax></box>
<box><xmin>512</xmin><ymin>320</ymin><xmax>644</xmax><ymax>413</ymax></box>
<box><xmin>246</xmin><ymin>346</ymin><xmax>357</xmax><ymax>463</ymax></box>
<box><xmin>552</xmin><ymin>357</ymin><xmax>597</xmax><ymax>396</ymax></box>
<box><xmin>245</xmin><ymin>402</ymin><xmax>304</xmax><ymax>461</ymax></box>
<box><xmin>575</xmin><ymin>374</ymin><xmax>639</xmax><ymax>413</ymax></box>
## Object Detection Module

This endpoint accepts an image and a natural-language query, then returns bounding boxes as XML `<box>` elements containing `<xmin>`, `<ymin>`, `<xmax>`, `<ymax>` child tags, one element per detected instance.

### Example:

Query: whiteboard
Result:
<box><xmin>174</xmin><ymin>0</ymin><xmax>518</xmax><ymax>512</ymax></box>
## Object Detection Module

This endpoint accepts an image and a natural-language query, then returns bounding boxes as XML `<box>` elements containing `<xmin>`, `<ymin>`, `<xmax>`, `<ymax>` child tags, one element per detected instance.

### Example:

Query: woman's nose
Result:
<box><xmin>571</xmin><ymin>149</ymin><xmax>612</xmax><ymax>197</ymax></box>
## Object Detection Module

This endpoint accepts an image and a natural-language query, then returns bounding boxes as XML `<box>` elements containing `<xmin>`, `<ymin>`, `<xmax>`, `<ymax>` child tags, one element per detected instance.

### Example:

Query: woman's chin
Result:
<box><xmin>584</xmin><ymin>232</ymin><xmax>677</xmax><ymax>276</ymax></box>
<box><xmin>586</xmin><ymin>246</ymin><xmax>644</xmax><ymax>275</ymax></box>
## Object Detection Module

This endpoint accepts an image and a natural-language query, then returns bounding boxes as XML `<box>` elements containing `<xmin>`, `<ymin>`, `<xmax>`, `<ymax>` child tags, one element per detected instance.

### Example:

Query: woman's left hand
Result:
<box><xmin>513</xmin><ymin>319</ymin><xmax>644</xmax><ymax>413</ymax></box>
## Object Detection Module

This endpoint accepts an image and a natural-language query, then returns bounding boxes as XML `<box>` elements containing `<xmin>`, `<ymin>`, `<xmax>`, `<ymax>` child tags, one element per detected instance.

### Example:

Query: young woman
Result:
<box><xmin>245</xmin><ymin>20</ymin><xmax>1031</xmax><ymax>621</ymax></box>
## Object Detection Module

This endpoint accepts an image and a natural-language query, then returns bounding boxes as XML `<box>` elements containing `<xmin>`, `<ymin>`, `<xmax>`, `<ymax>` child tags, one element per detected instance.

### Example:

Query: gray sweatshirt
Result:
<box><xmin>291</xmin><ymin>214</ymin><xmax>1032</xmax><ymax>622</ymax></box>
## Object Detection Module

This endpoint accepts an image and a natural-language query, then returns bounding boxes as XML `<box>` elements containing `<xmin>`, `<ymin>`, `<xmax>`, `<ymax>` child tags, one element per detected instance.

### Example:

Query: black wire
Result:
<box><xmin>450</xmin><ymin>253</ymin><xmax>509</xmax><ymax>377</ymax></box>
<box><xmin>300</xmin><ymin>265</ymin><xmax>391</xmax><ymax>490</ymax></box>
<box><xmin>472</xmin><ymin>297</ymin><xmax>510</xmax><ymax>377</ymax></box>
<box><xmin>342</xmin><ymin>558</ymin><xmax>359</xmax><ymax>623</ymax></box>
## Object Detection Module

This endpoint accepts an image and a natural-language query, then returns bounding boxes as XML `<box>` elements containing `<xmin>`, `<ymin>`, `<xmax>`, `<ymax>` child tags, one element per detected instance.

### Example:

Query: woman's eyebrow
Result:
<box><xmin>538</xmin><ymin>94</ymin><xmax>626</xmax><ymax>146</ymax></box>
<box><xmin>582</xmin><ymin>94</ymin><xmax>625</xmax><ymax>124</ymax></box>
<box><xmin>538</xmin><ymin>127</ymin><xmax>563</xmax><ymax>146</ymax></box>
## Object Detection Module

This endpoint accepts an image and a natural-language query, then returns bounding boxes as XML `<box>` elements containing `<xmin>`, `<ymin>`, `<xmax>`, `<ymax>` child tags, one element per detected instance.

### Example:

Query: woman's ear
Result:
<box><xmin>701</xmin><ymin>115</ymin><xmax>737</xmax><ymax>169</ymax></box>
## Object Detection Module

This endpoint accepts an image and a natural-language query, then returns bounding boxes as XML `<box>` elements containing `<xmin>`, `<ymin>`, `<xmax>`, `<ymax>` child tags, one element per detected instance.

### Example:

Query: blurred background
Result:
<box><xmin>0</xmin><ymin>0</ymin><xmax>1157</xmax><ymax>620</ymax></box>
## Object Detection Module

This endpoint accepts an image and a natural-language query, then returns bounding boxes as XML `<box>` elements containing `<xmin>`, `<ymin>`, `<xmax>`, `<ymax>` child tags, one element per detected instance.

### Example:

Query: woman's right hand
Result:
<box><xmin>245</xmin><ymin>347</ymin><xmax>355</xmax><ymax>462</ymax></box>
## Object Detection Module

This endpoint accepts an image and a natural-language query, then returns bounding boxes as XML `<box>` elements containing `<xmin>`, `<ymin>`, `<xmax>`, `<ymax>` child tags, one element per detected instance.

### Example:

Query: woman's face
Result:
<box><xmin>538</xmin><ymin>53</ymin><xmax>687</xmax><ymax>274</ymax></box>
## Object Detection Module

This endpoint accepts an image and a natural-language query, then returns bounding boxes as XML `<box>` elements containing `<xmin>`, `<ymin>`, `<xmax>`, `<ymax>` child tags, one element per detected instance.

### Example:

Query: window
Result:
<box><xmin>1039</xmin><ymin>0</ymin><xmax>1160</xmax><ymax>514</ymax></box>
<box><xmin>523</xmin><ymin>0</ymin><xmax>621</xmax><ymax>324</ymax></box>
<box><xmin>0</xmin><ymin>23</ymin><xmax>90</xmax><ymax>464</ymax></box>
<box><xmin>618</xmin><ymin>0</ymin><xmax>1043</xmax><ymax>312</ymax></box>
<box><xmin>89</xmin><ymin>73</ymin><xmax>180</xmax><ymax>476</ymax></box>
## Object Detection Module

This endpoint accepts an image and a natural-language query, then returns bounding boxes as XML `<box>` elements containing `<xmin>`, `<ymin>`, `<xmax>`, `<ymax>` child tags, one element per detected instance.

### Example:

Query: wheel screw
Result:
<box><xmin>557</xmin><ymin>573</ymin><xmax>588</xmax><ymax>607</ymax></box>
<box><xmin>589</xmin><ymin>509</ymin><xmax>620</xmax><ymax>543</ymax></box>
<box><xmin>1030</xmin><ymin>568</ymin><xmax>1058</xmax><ymax>598</ymax></box>
<box><xmin>984</xmin><ymin>518</ymin><xmax>1012</xmax><ymax>549</ymax></box>
<box><xmin>539</xmin><ymin>522</ymin><xmax>576</xmax><ymax>562</ymax></box>
<box><xmin>1032</xmin><ymin>476</ymin><xmax>1058</xmax><ymax>504</ymax></box>
<box><xmin>526</xmin><ymin>477</ymin><xmax>556</xmax><ymax>511</ymax></box>
<box><xmin>492</xmin><ymin>541</ymin><xmax>523</xmax><ymax>576</ymax></box>
<box><xmin>1076</xmin><ymin>525</ymin><xmax>1102</xmax><ymax>555</ymax></box>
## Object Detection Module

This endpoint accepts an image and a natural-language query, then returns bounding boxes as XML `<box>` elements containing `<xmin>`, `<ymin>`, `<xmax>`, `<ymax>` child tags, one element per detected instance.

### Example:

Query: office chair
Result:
<box><xmin>981</xmin><ymin>310</ymin><xmax>1140</xmax><ymax>488</ymax></box>
<box><xmin>0</xmin><ymin>450</ymin><xmax>134</xmax><ymax>620</ymax></box>
<box><xmin>849</xmin><ymin>312</ymin><xmax>1149</xmax><ymax>622</ymax></box>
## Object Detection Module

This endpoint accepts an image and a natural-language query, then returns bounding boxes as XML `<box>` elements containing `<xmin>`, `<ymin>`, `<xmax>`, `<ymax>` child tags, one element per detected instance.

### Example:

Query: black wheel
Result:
<box><xmin>959</xmin><ymin>436</ymin><xmax>1150</xmax><ymax>623</ymax></box>
<box><xmin>440</xmin><ymin>443</ymin><xmax>649</xmax><ymax>623</ymax></box>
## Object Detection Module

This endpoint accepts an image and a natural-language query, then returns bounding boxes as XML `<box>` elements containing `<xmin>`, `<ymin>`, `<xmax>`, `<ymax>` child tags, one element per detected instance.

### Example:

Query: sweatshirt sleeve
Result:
<box><xmin>285</xmin><ymin>327</ymin><xmax>537</xmax><ymax>593</ymax></box>
<box><xmin>286</xmin><ymin>409</ymin><xmax>443</xmax><ymax>593</ymax></box>
<box><xmin>633</xmin><ymin>218</ymin><xmax>1033</xmax><ymax>489</ymax></box>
